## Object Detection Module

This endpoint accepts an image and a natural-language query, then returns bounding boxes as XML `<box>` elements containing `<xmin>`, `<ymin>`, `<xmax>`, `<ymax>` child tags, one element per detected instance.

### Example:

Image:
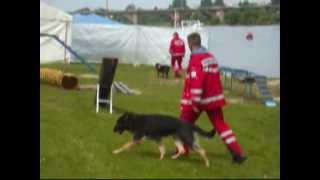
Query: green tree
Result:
<box><xmin>190</xmin><ymin>11</ymin><xmax>208</xmax><ymax>22</ymax></box>
<box><xmin>140</xmin><ymin>12</ymin><xmax>170</xmax><ymax>26</ymax></box>
<box><xmin>112</xmin><ymin>15</ymin><xmax>131</xmax><ymax>24</ymax></box>
<box><xmin>172</xmin><ymin>0</ymin><xmax>188</xmax><ymax>8</ymax></box>
<box><xmin>208</xmin><ymin>15</ymin><xmax>221</xmax><ymax>25</ymax></box>
<box><xmin>200</xmin><ymin>0</ymin><xmax>213</xmax><ymax>8</ymax></box>
<box><xmin>125</xmin><ymin>3</ymin><xmax>136</xmax><ymax>11</ymax></box>
<box><xmin>238</xmin><ymin>0</ymin><xmax>250</xmax><ymax>7</ymax></box>
<box><xmin>213</xmin><ymin>0</ymin><xmax>225</xmax><ymax>6</ymax></box>
<box><xmin>239</xmin><ymin>9</ymin><xmax>259</xmax><ymax>25</ymax></box>
<box><xmin>73</xmin><ymin>7</ymin><xmax>91</xmax><ymax>15</ymax></box>
<box><xmin>224</xmin><ymin>10</ymin><xmax>241</xmax><ymax>25</ymax></box>
<box><xmin>94</xmin><ymin>8</ymin><xmax>106</xmax><ymax>16</ymax></box>
<box><xmin>238</xmin><ymin>0</ymin><xmax>258</xmax><ymax>7</ymax></box>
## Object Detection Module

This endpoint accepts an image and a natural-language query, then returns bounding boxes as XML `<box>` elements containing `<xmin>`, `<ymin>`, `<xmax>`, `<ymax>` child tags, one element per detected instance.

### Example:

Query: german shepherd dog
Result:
<box><xmin>112</xmin><ymin>112</ymin><xmax>216</xmax><ymax>167</ymax></box>
<box><xmin>155</xmin><ymin>63</ymin><xmax>170</xmax><ymax>79</ymax></box>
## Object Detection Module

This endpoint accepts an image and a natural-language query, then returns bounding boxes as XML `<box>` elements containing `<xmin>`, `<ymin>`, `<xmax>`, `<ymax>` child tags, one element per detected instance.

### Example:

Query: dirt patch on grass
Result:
<box><xmin>79</xmin><ymin>74</ymin><xmax>98</xmax><ymax>79</ymax></box>
<box><xmin>274</xmin><ymin>97</ymin><xmax>280</xmax><ymax>102</ymax></box>
<box><xmin>268</xmin><ymin>79</ymin><xmax>280</xmax><ymax>86</ymax></box>
<box><xmin>78</xmin><ymin>84</ymin><xmax>97</xmax><ymax>90</ymax></box>
<box><xmin>157</xmin><ymin>78</ymin><xmax>183</xmax><ymax>86</ymax></box>
<box><xmin>227</xmin><ymin>98</ymin><xmax>245</xmax><ymax>104</ymax></box>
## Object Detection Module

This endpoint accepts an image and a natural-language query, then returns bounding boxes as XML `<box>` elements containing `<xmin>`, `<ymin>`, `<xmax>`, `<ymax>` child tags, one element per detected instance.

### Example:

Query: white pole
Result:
<box><xmin>64</xmin><ymin>22</ymin><xmax>68</xmax><ymax>64</ymax></box>
<box><xmin>96</xmin><ymin>84</ymin><xmax>100</xmax><ymax>113</ymax></box>
<box><xmin>110</xmin><ymin>84</ymin><xmax>113</xmax><ymax>114</ymax></box>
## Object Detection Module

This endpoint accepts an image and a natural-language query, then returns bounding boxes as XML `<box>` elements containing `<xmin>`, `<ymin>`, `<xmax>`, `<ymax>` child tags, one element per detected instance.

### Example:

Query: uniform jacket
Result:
<box><xmin>180</xmin><ymin>46</ymin><xmax>226</xmax><ymax>111</ymax></box>
<box><xmin>169</xmin><ymin>36</ymin><xmax>186</xmax><ymax>57</ymax></box>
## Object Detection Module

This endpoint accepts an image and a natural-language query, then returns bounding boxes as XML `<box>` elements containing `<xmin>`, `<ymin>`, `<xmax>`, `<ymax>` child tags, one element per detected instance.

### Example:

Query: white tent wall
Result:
<box><xmin>71</xmin><ymin>23</ymin><xmax>279</xmax><ymax>77</ymax></box>
<box><xmin>71</xmin><ymin>24</ymin><xmax>208</xmax><ymax>68</ymax></box>
<box><xmin>40</xmin><ymin>2</ymin><xmax>72</xmax><ymax>64</ymax></box>
<box><xmin>71</xmin><ymin>24</ymin><xmax>133</xmax><ymax>63</ymax></box>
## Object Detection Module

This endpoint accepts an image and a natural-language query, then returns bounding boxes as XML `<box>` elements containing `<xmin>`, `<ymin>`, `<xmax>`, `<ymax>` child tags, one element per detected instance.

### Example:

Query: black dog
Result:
<box><xmin>112</xmin><ymin>112</ymin><xmax>216</xmax><ymax>167</ymax></box>
<box><xmin>155</xmin><ymin>63</ymin><xmax>170</xmax><ymax>79</ymax></box>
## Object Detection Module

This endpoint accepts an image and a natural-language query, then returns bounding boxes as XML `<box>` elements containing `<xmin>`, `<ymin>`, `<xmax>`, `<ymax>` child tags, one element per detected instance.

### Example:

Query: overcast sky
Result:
<box><xmin>41</xmin><ymin>0</ymin><xmax>271</xmax><ymax>11</ymax></box>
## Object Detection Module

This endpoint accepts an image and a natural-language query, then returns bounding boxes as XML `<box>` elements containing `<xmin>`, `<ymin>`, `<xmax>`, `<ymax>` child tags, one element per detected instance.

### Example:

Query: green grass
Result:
<box><xmin>40</xmin><ymin>63</ymin><xmax>280</xmax><ymax>178</ymax></box>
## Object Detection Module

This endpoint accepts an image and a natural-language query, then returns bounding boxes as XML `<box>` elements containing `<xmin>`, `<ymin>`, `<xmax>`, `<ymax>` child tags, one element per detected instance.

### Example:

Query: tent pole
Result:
<box><xmin>64</xmin><ymin>22</ymin><xmax>68</xmax><ymax>64</ymax></box>
<box><xmin>62</xmin><ymin>22</ymin><xmax>69</xmax><ymax>73</ymax></box>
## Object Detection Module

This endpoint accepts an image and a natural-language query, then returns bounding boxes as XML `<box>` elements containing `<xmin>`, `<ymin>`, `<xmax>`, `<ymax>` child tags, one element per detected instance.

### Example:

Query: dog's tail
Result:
<box><xmin>192</xmin><ymin>125</ymin><xmax>216</xmax><ymax>139</ymax></box>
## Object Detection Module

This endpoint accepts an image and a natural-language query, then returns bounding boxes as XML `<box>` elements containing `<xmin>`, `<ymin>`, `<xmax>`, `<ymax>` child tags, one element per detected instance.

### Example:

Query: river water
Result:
<box><xmin>205</xmin><ymin>25</ymin><xmax>280</xmax><ymax>78</ymax></box>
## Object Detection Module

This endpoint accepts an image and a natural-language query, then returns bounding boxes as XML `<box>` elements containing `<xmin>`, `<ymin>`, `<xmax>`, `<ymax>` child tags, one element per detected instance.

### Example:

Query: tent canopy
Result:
<box><xmin>73</xmin><ymin>14</ymin><xmax>122</xmax><ymax>25</ymax></box>
<box><xmin>40</xmin><ymin>1</ymin><xmax>73</xmax><ymax>63</ymax></box>
<box><xmin>40</xmin><ymin>1</ymin><xmax>72</xmax><ymax>22</ymax></box>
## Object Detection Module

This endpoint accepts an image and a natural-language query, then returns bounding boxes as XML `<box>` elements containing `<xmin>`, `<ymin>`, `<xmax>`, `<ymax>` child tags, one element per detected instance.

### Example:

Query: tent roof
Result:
<box><xmin>73</xmin><ymin>14</ymin><xmax>122</xmax><ymax>25</ymax></box>
<box><xmin>40</xmin><ymin>1</ymin><xmax>72</xmax><ymax>22</ymax></box>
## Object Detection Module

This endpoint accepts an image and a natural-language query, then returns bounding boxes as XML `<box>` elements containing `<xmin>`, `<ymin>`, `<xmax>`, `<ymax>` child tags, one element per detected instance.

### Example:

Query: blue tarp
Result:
<box><xmin>73</xmin><ymin>14</ymin><xmax>122</xmax><ymax>25</ymax></box>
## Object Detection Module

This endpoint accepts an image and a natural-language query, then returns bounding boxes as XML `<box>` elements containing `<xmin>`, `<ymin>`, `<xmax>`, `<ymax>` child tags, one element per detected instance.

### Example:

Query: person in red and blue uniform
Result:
<box><xmin>176</xmin><ymin>32</ymin><xmax>247</xmax><ymax>164</ymax></box>
<box><xmin>169</xmin><ymin>32</ymin><xmax>185</xmax><ymax>78</ymax></box>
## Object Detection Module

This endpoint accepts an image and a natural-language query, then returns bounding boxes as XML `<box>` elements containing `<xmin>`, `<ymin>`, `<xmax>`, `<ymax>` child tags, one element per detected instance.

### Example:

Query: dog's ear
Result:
<box><xmin>123</xmin><ymin>111</ymin><xmax>129</xmax><ymax>117</ymax></box>
<box><xmin>123</xmin><ymin>111</ymin><xmax>133</xmax><ymax>119</ymax></box>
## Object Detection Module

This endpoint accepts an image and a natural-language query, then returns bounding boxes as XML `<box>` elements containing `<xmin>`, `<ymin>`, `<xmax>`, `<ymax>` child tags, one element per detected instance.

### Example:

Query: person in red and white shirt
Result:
<box><xmin>176</xmin><ymin>32</ymin><xmax>247</xmax><ymax>164</ymax></box>
<box><xmin>169</xmin><ymin>32</ymin><xmax>185</xmax><ymax>78</ymax></box>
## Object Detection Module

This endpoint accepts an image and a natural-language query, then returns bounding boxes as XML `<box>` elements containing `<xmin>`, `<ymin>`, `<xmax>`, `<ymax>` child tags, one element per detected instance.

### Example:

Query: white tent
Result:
<box><xmin>40</xmin><ymin>1</ymin><xmax>73</xmax><ymax>64</ymax></box>
<box><xmin>72</xmin><ymin>23</ymin><xmax>209</xmax><ymax>68</ymax></box>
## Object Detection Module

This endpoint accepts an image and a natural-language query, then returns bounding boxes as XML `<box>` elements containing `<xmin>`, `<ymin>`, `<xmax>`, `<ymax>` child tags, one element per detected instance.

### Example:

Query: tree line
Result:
<box><xmin>72</xmin><ymin>0</ymin><xmax>280</xmax><ymax>26</ymax></box>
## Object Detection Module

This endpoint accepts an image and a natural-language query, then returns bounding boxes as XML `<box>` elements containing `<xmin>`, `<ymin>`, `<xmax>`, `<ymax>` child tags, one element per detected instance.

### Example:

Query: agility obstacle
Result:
<box><xmin>219</xmin><ymin>66</ymin><xmax>277</xmax><ymax>107</ymax></box>
<box><xmin>40</xmin><ymin>33</ymin><xmax>96</xmax><ymax>73</ymax></box>
<box><xmin>95</xmin><ymin>58</ymin><xmax>118</xmax><ymax>114</ymax></box>
<box><xmin>40</xmin><ymin>68</ymin><xmax>79</xmax><ymax>90</ymax></box>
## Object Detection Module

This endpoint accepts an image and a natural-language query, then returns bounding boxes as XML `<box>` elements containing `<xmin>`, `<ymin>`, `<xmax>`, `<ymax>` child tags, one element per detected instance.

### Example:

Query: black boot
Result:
<box><xmin>229</xmin><ymin>149</ymin><xmax>247</xmax><ymax>164</ymax></box>
<box><xmin>233</xmin><ymin>154</ymin><xmax>247</xmax><ymax>164</ymax></box>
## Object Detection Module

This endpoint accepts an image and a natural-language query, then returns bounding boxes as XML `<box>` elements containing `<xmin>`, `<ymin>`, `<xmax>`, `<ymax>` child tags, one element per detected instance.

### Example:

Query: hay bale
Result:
<box><xmin>40</xmin><ymin>68</ymin><xmax>79</xmax><ymax>90</ymax></box>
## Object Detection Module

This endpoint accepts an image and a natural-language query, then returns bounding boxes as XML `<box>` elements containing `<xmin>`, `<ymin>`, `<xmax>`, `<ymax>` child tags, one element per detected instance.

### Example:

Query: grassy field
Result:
<box><xmin>40</xmin><ymin>63</ymin><xmax>280</xmax><ymax>178</ymax></box>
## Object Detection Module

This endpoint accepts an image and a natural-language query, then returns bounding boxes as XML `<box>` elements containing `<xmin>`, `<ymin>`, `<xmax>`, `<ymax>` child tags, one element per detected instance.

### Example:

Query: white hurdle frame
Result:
<box><xmin>96</xmin><ymin>83</ymin><xmax>113</xmax><ymax>114</ymax></box>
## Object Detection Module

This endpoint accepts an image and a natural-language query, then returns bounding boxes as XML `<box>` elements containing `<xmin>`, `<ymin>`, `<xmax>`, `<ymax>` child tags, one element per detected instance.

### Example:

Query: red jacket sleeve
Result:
<box><xmin>189</xmin><ymin>57</ymin><xmax>204</xmax><ymax>107</ymax></box>
<box><xmin>169</xmin><ymin>39</ymin><xmax>174</xmax><ymax>54</ymax></box>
